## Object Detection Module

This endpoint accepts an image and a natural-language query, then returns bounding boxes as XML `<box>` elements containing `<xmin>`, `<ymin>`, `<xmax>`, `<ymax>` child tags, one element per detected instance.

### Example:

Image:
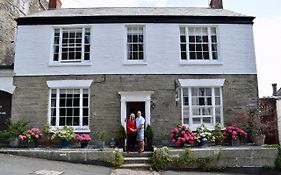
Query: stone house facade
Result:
<box><xmin>12</xmin><ymin>1</ymin><xmax>258</xmax><ymax>143</ymax></box>
<box><xmin>0</xmin><ymin>0</ymin><xmax>47</xmax><ymax>131</ymax></box>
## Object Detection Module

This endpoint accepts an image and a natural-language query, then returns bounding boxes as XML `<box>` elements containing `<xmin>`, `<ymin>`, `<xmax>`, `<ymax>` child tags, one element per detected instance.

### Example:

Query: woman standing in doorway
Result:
<box><xmin>126</xmin><ymin>113</ymin><xmax>137</xmax><ymax>152</ymax></box>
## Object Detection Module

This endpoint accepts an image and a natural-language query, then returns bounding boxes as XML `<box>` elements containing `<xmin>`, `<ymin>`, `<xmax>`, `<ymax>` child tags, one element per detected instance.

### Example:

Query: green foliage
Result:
<box><xmin>96</xmin><ymin>131</ymin><xmax>107</xmax><ymax>141</ymax></box>
<box><xmin>117</xmin><ymin>125</ymin><xmax>126</xmax><ymax>140</ymax></box>
<box><xmin>159</xmin><ymin>132</ymin><xmax>169</xmax><ymax>140</ymax></box>
<box><xmin>151</xmin><ymin>147</ymin><xmax>171</xmax><ymax>171</ymax></box>
<box><xmin>51</xmin><ymin>126</ymin><xmax>75</xmax><ymax>141</ymax></box>
<box><xmin>107</xmin><ymin>150</ymin><xmax>124</xmax><ymax>167</ymax></box>
<box><xmin>275</xmin><ymin>145</ymin><xmax>281</xmax><ymax>170</ymax></box>
<box><xmin>151</xmin><ymin>147</ymin><xmax>220</xmax><ymax>171</ymax></box>
<box><xmin>145</xmin><ymin>125</ymin><xmax>153</xmax><ymax>140</ymax></box>
<box><xmin>42</xmin><ymin>124</ymin><xmax>50</xmax><ymax>135</ymax></box>
<box><xmin>3</xmin><ymin>119</ymin><xmax>29</xmax><ymax>138</ymax></box>
<box><xmin>213</xmin><ymin>123</ymin><xmax>224</xmax><ymax>145</ymax></box>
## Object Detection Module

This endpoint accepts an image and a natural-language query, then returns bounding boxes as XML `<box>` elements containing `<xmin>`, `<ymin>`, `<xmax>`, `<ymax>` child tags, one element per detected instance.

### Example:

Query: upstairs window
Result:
<box><xmin>127</xmin><ymin>26</ymin><xmax>144</xmax><ymax>61</ymax></box>
<box><xmin>53</xmin><ymin>27</ymin><xmax>91</xmax><ymax>63</ymax></box>
<box><xmin>180</xmin><ymin>26</ymin><xmax>218</xmax><ymax>61</ymax></box>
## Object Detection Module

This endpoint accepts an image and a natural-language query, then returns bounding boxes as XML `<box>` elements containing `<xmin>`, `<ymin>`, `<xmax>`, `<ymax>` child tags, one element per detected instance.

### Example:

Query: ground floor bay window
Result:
<box><xmin>47</xmin><ymin>80</ymin><xmax>93</xmax><ymax>132</ymax></box>
<box><xmin>179</xmin><ymin>79</ymin><xmax>225</xmax><ymax>130</ymax></box>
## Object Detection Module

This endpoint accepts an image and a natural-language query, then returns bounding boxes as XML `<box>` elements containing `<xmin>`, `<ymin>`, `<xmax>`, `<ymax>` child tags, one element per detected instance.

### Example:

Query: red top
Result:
<box><xmin>127</xmin><ymin>119</ymin><xmax>137</xmax><ymax>135</ymax></box>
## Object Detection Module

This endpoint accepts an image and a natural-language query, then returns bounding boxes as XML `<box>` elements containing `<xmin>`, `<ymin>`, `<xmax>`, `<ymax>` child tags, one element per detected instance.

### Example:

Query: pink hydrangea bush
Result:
<box><xmin>223</xmin><ymin>123</ymin><xmax>247</xmax><ymax>142</ymax></box>
<box><xmin>74</xmin><ymin>134</ymin><xmax>91</xmax><ymax>143</ymax></box>
<box><xmin>18</xmin><ymin>128</ymin><xmax>43</xmax><ymax>143</ymax></box>
<box><xmin>170</xmin><ymin>124</ymin><xmax>195</xmax><ymax>147</ymax></box>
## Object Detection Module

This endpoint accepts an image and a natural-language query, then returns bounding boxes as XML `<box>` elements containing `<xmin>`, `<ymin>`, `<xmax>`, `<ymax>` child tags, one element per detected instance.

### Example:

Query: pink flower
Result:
<box><xmin>18</xmin><ymin>135</ymin><xmax>24</xmax><ymax>140</ymax></box>
<box><xmin>171</xmin><ymin>139</ymin><xmax>176</xmax><ymax>143</ymax></box>
<box><xmin>181</xmin><ymin>125</ymin><xmax>187</xmax><ymax>130</ymax></box>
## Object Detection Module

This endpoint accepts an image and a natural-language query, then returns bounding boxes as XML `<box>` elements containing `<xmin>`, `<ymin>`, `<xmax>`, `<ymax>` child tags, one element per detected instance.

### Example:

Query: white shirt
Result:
<box><xmin>136</xmin><ymin>116</ymin><xmax>145</xmax><ymax>129</ymax></box>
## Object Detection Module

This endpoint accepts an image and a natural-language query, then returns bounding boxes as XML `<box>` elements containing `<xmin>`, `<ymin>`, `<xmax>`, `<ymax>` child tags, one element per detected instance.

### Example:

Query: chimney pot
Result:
<box><xmin>210</xmin><ymin>0</ymin><xmax>223</xmax><ymax>9</ymax></box>
<box><xmin>272</xmin><ymin>83</ymin><xmax>277</xmax><ymax>96</ymax></box>
<box><xmin>48</xmin><ymin>0</ymin><xmax>62</xmax><ymax>9</ymax></box>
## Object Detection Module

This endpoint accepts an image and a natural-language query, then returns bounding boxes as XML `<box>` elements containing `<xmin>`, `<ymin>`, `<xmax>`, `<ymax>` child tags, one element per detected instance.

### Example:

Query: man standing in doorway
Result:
<box><xmin>136</xmin><ymin>111</ymin><xmax>145</xmax><ymax>153</ymax></box>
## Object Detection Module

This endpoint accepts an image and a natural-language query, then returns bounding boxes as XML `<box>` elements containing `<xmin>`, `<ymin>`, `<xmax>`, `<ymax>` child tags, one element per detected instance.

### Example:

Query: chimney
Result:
<box><xmin>48</xmin><ymin>0</ymin><xmax>62</xmax><ymax>9</ymax></box>
<box><xmin>210</xmin><ymin>0</ymin><xmax>223</xmax><ymax>9</ymax></box>
<box><xmin>272</xmin><ymin>83</ymin><xmax>277</xmax><ymax>96</ymax></box>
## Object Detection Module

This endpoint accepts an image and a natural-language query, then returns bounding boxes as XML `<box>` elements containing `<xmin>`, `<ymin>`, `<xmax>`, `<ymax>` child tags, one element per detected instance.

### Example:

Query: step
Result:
<box><xmin>122</xmin><ymin>151</ymin><xmax>152</xmax><ymax>157</ymax></box>
<box><xmin>124</xmin><ymin>157</ymin><xmax>151</xmax><ymax>164</ymax></box>
<box><xmin>120</xmin><ymin>163</ymin><xmax>152</xmax><ymax>169</ymax></box>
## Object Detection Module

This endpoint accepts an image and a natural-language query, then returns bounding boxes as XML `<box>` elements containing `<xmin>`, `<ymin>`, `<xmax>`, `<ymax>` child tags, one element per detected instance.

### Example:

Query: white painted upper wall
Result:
<box><xmin>14</xmin><ymin>23</ymin><xmax>257</xmax><ymax>75</ymax></box>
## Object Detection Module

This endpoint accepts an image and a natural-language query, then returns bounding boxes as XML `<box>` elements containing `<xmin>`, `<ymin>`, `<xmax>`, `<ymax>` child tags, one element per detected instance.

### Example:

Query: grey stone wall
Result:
<box><xmin>0</xmin><ymin>0</ymin><xmax>47</xmax><ymax>66</ymax></box>
<box><xmin>12</xmin><ymin>74</ymin><xmax>258</xmax><ymax>143</ymax></box>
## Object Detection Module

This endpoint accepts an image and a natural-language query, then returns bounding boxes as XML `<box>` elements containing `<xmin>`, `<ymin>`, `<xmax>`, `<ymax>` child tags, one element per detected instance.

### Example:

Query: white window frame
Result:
<box><xmin>47</xmin><ymin>80</ymin><xmax>93</xmax><ymax>133</ymax></box>
<box><xmin>50</xmin><ymin>26</ymin><xmax>92</xmax><ymax>66</ymax></box>
<box><xmin>179</xmin><ymin>79</ymin><xmax>225</xmax><ymax>130</ymax></box>
<box><xmin>124</xmin><ymin>25</ymin><xmax>147</xmax><ymax>65</ymax></box>
<box><xmin>179</xmin><ymin>25</ymin><xmax>222</xmax><ymax>65</ymax></box>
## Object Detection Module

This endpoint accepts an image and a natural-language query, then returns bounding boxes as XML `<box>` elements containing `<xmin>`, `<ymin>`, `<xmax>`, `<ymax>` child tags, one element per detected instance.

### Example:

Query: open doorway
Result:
<box><xmin>0</xmin><ymin>90</ymin><xmax>12</xmax><ymax>131</ymax></box>
<box><xmin>126</xmin><ymin>102</ymin><xmax>145</xmax><ymax>121</ymax></box>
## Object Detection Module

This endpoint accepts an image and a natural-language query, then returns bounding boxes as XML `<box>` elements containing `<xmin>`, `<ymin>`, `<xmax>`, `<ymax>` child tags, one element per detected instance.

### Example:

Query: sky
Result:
<box><xmin>61</xmin><ymin>0</ymin><xmax>281</xmax><ymax>97</ymax></box>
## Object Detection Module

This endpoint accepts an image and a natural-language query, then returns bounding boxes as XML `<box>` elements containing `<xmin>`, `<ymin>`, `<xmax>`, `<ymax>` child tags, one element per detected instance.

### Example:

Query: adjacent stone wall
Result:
<box><xmin>12</xmin><ymin>74</ymin><xmax>258</xmax><ymax>143</ymax></box>
<box><xmin>0</xmin><ymin>0</ymin><xmax>47</xmax><ymax>65</ymax></box>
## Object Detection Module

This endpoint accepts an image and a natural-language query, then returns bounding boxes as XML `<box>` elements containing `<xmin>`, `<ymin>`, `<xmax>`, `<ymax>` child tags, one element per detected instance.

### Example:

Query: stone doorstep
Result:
<box><xmin>124</xmin><ymin>157</ymin><xmax>151</xmax><ymax>164</ymax></box>
<box><xmin>120</xmin><ymin>163</ymin><xmax>152</xmax><ymax>169</ymax></box>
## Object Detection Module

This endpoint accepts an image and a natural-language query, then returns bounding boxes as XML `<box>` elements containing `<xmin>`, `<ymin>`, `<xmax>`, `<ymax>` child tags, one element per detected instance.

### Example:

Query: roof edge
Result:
<box><xmin>16</xmin><ymin>15</ymin><xmax>255</xmax><ymax>25</ymax></box>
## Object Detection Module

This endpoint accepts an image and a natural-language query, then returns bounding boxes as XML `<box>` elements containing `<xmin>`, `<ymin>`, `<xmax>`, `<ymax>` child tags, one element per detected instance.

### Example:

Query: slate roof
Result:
<box><xmin>27</xmin><ymin>7</ymin><xmax>249</xmax><ymax>18</ymax></box>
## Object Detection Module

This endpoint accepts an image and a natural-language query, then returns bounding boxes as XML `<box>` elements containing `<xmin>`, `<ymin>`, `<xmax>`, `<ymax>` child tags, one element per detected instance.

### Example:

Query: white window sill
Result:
<box><xmin>123</xmin><ymin>60</ymin><xmax>147</xmax><ymax>65</ymax></box>
<box><xmin>49</xmin><ymin>62</ymin><xmax>92</xmax><ymax>67</ymax></box>
<box><xmin>179</xmin><ymin>61</ymin><xmax>223</xmax><ymax>66</ymax></box>
<box><xmin>49</xmin><ymin>126</ymin><xmax>90</xmax><ymax>133</ymax></box>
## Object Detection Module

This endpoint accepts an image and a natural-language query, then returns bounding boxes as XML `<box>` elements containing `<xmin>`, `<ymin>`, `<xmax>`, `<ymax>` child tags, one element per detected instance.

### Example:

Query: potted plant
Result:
<box><xmin>75</xmin><ymin>134</ymin><xmax>91</xmax><ymax>148</ymax></box>
<box><xmin>18</xmin><ymin>128</ymin><xmax>43</xmax><ymax>148</ymax></box>
<box><xmin>223</xmin><ymin>123</ymin><xmax>247</xmax><ymax>146</ymax></box>
<box><xmin>3</xmin><ymin>119</ymin><xmax>29</xmax><ymax>147</ymax></box>
<box><xmin>160</xmin><ymin>132</ymin><xmax>169</xmax><ymax>146</ymax></box>
<box><xmin>213</xmin><ymin>123</ymin><xmax>224</xmax><ymax>146</ymax></box>
<box><xmin>170</xmin><ymin>124</ymin><xmax>195</xmax><ymax>147</ymax></box>
<box><xmin>42</xmin><ymin>124</ymin><xmax>52</xmax><ymax>146</ymax></box>
<box><xmin>194</xmin><ymin>125</ymin><xmax>214</xmax><ymax>147</ymax></box>
<box><xmin>96</xmin><ymin>131</ymin><xmax>107</xmax><ymax>148</ymax></box>
<box><xmin>117</xmin><ymin>125</ymin><xmax>126</xmax><ymax>149</ymax></box>
<box><xmin>233</xmin><ymin>106</ymin><xmax>276</xmax><ymax>146</ymax></box>
<box><xmin>145</xmin><ymin>125</ymin><xmax>153</xmax><ymax>151</ymax></box>
<box><xmin>51</xmin><ymin>126</ymin><xmax>75</xmax><ymax>148</ymax></box>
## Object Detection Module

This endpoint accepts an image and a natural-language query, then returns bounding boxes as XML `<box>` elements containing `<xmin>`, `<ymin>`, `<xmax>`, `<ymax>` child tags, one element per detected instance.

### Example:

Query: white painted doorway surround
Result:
<box><xmin>118</xmin><ymin>91</ymin><xmax>154</xmax><ymax>128</ymax></box>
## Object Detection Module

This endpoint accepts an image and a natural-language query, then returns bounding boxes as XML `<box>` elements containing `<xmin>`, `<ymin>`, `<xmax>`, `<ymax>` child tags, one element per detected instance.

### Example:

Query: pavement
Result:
<box><xmin>0</xmin><ymin>154</ymin><xmax>269</xmax><ymax>175</ymax></box>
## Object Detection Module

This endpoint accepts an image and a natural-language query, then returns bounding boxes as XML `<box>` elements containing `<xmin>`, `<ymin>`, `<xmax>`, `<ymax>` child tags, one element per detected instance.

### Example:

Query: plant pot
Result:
<box><xmin>96</xmin><ymin>140</ymin><xmax>105</xmax><ymax>148</ymax></box>
<box><xmin>118</xmin><ymin>139</ymin><xmax>125</xmax><ymax>149</ymax></box>
<box><xmin>230</xmin><ymin>139</ymin><xmax>240</xmax><ymax>146</ymax></box>
<box><xmin>80</xmin><ymin>142</ymin><xmax>88</xmax><ymax>148</ymax></box>
<box><xmin>253</xmin><ymin>134</ymin><xmax>265</xmax><ymax>146</ymax></box>
<box><xmin>145</xmin><ymin>139</ymin><xmax>153</xmax><ymax>151</ymax></box>
<box><xmin>198</xmin><ymin>140</ymin><xmax>207</xmax><ymax>147</ymax></box>
<box><xmin>60</xmin><ymin>140</ymin><xmax>70</xmax><ymax>148</ymax></box>
<box><xmin>9</xmin><ymin>138</ymin><xmax>19</xmax><ymax>148</ymax></box>
<box><xmin>27</xmin><ymin>142</ymin><xmax>39</xmax><ymax>148</ymax></box>
<box><xmin>161</xmin><ymin>139</ymin><xmax>169</xmax><ymax>146</ymax></box>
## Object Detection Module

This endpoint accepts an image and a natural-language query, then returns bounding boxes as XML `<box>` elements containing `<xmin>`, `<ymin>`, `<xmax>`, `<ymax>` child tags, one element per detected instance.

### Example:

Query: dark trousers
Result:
<box><xmin>127</xmin><ymin>133</ymin><xmax>136</xmax><ymax>151</ymax></box>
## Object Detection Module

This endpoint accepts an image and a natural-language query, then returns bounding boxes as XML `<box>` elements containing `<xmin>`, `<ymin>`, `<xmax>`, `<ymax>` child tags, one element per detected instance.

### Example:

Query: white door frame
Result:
<box><xmin>118</xmin><ymin>91</ymin><xmax>154</xmax><ymax>128</ymax></box>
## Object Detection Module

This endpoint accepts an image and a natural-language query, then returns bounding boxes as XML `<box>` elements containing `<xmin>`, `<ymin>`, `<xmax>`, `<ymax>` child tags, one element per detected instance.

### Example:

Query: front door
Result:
<box><xmin>126</xmin><ymin>102</ymin><xmax>145</xmax><ymax>121</ymax></box>
<box><xmin>0</xmin><ymin>90</ymin><xmax>12</xmax><ymax>130</ymax></box>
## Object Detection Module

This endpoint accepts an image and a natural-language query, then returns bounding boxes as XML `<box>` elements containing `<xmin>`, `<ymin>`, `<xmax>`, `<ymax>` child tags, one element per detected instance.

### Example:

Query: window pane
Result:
<box><xmin>73</xmin><ymin>117</ymin><xmax>79</xmax><ymax>126</ymax></box>
<box><xmin>181</xmin><ymin>52</ymin><xmax>187</xmax><ymax>60</ymax></box>
<box><xmin>215</xmin><ymin>97</ymin><xmax>221</xmax><ymax>105</ymax></box>
<box><xmin>59</xmin><ymin>117</ymin><xmax>66</xmax><ymax>126</ymax></box>
<box><xmin>180</xmin><ymin>36</ymin><xmax>186</xmax><ymax>42</ymax></box>
<box><xmin>183</xmin><ymin>118</ymin><xmax>189</xmax><ymax>125</ymax></box>
<box><xmin>193</xmin><ymin>118</ymin><xmax>201</xmax><ymax>124</ymax></box>
<box><xmin>203</xmin><ymin>117</ymin><xmax>212</xmax><ymax>124</ymax></box>
<box><xmin>83</xmin><ymin>117</ymin><xmax>89</xmax><ymax>126</ymax></box>
<box><xmin>51</xmin><ymin>117</ymin><xmax>56</xmax><ymax>126</ymax></box>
